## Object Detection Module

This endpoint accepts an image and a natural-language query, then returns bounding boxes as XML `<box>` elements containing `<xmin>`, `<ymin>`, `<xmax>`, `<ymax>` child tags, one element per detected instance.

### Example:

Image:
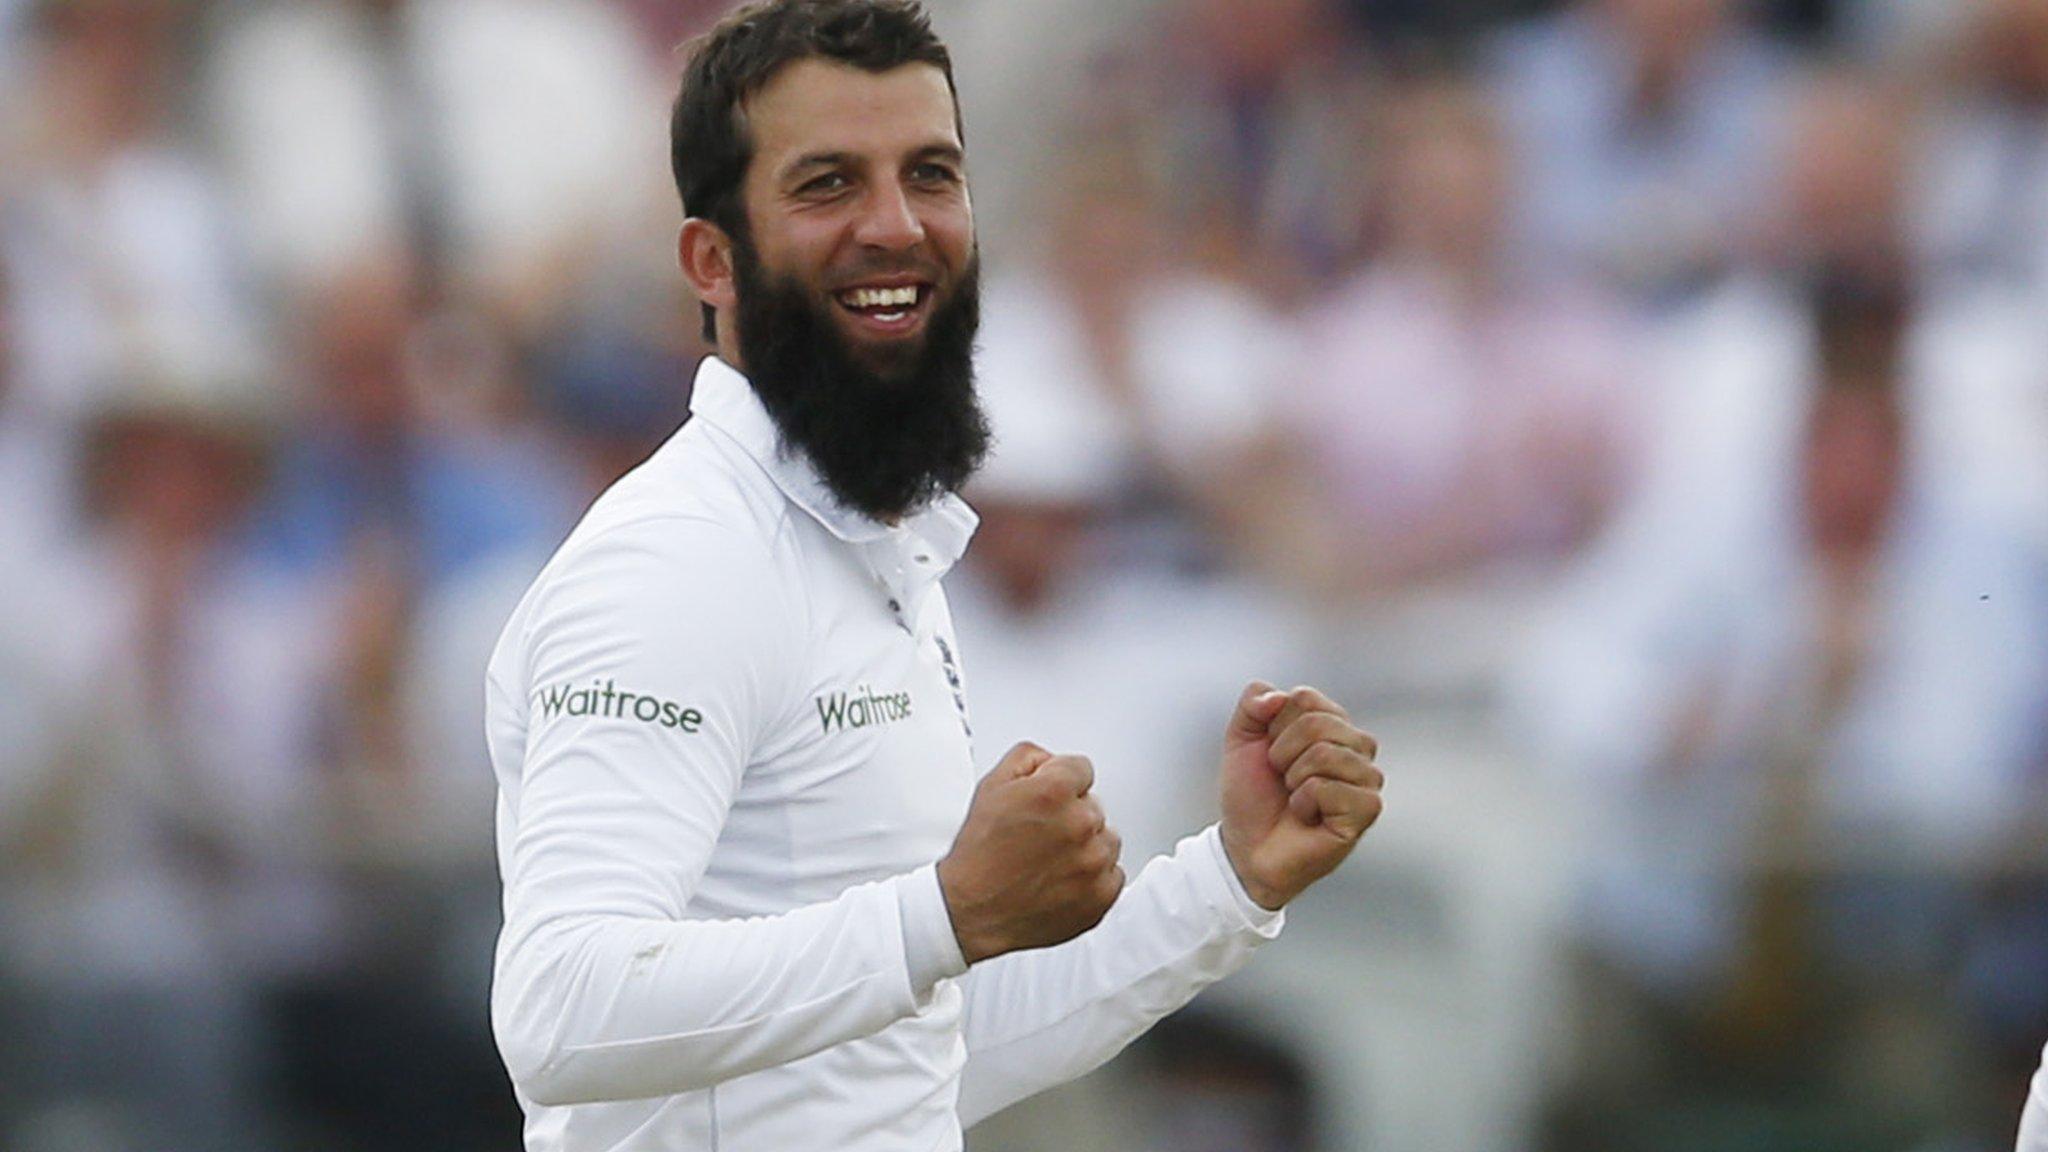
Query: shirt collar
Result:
<box><xmin>688</xmin><ymin>356</ymin><xmax>979</xmax><ymax>563</ymax></box>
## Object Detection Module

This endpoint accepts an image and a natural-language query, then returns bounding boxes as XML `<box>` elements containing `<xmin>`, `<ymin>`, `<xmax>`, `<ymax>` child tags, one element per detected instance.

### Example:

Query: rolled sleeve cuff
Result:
<box><xmin>897</xmin><ymin>862</ymin><xmax>969</xmax><ymax>995</ymax></box>
<box><xmin>1194</xmin><ymin>824</ymin><xmax>1285</xmax><ymax>937</ymax></box>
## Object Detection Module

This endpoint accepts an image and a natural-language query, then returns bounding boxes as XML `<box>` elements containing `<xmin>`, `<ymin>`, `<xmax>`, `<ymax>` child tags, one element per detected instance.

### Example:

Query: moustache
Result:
<box><xmin>825</xmin><ymin>253</ymin><xmax>956</xmax><ymax>290</ymax></box>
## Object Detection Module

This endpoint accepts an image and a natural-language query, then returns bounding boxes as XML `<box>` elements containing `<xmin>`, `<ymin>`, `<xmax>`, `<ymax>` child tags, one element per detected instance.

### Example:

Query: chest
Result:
<box><xmin>703</xmin><ymin>555</ymin><xmax>979</xmax><ymax>912</ymax></box>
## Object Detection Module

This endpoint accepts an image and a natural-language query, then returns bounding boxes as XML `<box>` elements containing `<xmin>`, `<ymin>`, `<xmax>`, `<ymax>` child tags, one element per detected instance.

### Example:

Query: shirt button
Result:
<box><xmin>914</xmin><ymin>554</ymin><xmax>931</xmax><ymax>564</ymax></box>
<box><xmin>888</xmin><ymin>599</ymin><xmax>902</xmax><ymax>613</ymax></box>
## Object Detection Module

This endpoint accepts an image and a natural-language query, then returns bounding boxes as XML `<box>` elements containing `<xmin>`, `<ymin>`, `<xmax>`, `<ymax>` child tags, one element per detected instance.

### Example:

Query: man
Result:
<box><xmin>484</xmin><ymin>3</ymin><xmax>1385</xmax><ymax>1149</ymax></box>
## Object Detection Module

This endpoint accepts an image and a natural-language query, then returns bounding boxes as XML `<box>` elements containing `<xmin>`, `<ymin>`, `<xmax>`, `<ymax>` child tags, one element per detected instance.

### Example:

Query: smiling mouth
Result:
<box><xmin>834</xmin><ymin>283</ymin><xmax>932</xmax><ymax>332</ymax></box>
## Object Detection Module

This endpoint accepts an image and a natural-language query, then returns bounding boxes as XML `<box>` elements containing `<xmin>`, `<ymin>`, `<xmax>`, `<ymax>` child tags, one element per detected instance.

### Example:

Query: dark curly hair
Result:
<box><xmin>671</xmin><ymin>0</ymin><xmax>959</xmax><ymax>341</ymax></box>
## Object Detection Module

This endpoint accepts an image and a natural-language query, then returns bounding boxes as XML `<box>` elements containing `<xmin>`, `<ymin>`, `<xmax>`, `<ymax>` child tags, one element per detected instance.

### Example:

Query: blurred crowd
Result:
<box><xmin>1</xmin><ymin>0</ymin><xmax>2046</xmax><ymax>1150</ymax></box>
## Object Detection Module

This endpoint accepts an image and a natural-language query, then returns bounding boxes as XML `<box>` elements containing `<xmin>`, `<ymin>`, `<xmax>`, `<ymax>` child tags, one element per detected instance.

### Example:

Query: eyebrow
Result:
<box><xmin>780</xmin><ymin>142</ymin><xmax>966</xmax><ymax>182</ymax></box>
<box><xmin>783</xmin><ymin>151</ymin><xmax>857</xmax><ymax>179</ymax></box>
<box><xmin>910</xmin><ymin>144</ymin><xmax>966</xmax><ymax>167</ymax></box>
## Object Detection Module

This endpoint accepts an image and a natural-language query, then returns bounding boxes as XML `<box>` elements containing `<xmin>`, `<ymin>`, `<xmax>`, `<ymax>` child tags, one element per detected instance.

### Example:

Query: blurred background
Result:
<box><xmin>1</xmin><ymin>0</ymin><xmax>2046</xmax><ymax>1149</ymax></box>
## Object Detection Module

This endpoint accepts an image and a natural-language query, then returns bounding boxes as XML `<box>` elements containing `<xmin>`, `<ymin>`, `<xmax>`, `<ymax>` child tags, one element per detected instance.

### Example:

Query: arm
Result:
<box><xmin>954</xmin><ymin>823</ymin><xmax>1281</xmax><ymax>1127</ymax></box>
<box><xmin>490</xmin><ymin>517</ymin><xmax>963</xmax><ymax>1108</ymax></box>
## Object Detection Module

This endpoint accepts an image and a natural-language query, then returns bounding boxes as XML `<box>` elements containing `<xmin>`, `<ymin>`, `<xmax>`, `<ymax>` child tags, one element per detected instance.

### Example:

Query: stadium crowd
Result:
<box><xmin>0</xmin><ymin>0</ymin><xmax>2044</xmax><ymax>1149</ymax></box>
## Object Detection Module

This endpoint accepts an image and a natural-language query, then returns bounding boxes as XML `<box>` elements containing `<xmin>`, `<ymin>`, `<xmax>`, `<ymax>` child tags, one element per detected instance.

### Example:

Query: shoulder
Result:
<box><xmin>507</xmin><ymin>421</ymin><xmax>809</xmax><ymax>661</ymax></box>
<box><xmin>571</xmin><ymin>418</ymin><xmax>793</xmax><ymax>569</ymax></box>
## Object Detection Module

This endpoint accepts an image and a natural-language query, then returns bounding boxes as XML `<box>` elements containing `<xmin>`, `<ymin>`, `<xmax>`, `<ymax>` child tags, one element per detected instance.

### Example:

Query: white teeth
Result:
<box><xmin>842</xmin><ymin>286</ymin><xmax>919</xmax><ymax>309</ymax></box>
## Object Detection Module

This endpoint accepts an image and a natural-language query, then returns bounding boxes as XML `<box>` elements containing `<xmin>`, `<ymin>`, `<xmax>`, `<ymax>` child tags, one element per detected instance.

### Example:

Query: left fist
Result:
<box><xmin>1218</xmin><ymin>682</ymin><xmax>1384</xmax><ymax>911</ymax></box>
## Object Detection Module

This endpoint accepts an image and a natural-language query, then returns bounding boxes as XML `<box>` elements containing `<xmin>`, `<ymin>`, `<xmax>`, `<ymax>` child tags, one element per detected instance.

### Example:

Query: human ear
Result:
<box><xmin>678</xmin><ymin>218</ymin><xmax>738</xmax><ymax>315</ymax></box>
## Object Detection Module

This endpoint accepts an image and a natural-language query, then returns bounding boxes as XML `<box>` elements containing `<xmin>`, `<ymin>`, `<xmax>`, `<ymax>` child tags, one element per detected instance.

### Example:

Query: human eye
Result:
<box><xmin>796</xmin><ymin>170</ymin><xmax>851</xmax><ymax>197</ymax></box>
<box><xmin>911</xmin><ymin>161</ymin><xmax>962</xmax><ymax>187</ymax></box>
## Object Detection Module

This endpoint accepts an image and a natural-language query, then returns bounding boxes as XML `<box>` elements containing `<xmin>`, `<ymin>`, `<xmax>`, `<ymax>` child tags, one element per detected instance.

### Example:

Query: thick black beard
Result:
<box><xmin>734</xmin><ymin>240</ymin><xmax>989</xmax><ymax>523</ymax></box>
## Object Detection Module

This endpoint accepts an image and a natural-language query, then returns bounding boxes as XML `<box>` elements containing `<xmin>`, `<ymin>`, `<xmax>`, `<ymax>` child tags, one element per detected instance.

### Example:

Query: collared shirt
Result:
<box><xmin>486</xmin><ymin>357</ymin><xmax>1282</xmax><ymax>1152</ymax></box>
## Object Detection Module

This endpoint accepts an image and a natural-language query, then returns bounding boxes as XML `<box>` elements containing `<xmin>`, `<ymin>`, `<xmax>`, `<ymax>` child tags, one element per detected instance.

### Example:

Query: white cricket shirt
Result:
<box><xmin>486</xmin><ymin>357</ymin><xmax>1283</xmax><ymax>1152</ymax></box>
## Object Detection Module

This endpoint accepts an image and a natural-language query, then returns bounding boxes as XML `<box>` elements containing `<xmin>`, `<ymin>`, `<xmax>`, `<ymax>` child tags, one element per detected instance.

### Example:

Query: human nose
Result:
<box><xmin>853</xmin><ymin>179</ymin><xmax>926</xmax><ymax>251</ymax></box>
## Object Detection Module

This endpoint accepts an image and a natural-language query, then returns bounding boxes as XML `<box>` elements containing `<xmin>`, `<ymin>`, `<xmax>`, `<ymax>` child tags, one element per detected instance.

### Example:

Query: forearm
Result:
<box><xmin>955</xmin><ymin>825</ymin><xmax>1282</xmax><ymax>1127</ymax></box>
<box><xmin>494</xmin><ymin>862</ymin><xmax>964</xmax><ymax>1107</ymax></box>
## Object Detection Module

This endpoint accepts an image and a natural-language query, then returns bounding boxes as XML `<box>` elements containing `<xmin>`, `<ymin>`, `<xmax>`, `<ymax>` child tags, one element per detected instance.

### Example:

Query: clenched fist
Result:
<box><xmin>937</xmin><ymin>742</ymin><xmax>1125</xmax><ymax>964</ymax></box>
<box><xmin>1219</xmin><ymin>682</ymin><xmax>1384</xmax><ymax>911</ymax></box>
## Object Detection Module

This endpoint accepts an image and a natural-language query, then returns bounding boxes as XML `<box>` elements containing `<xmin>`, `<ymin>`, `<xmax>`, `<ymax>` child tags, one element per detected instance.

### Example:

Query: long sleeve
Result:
<box><xmin>487</xmin><ymin>513</ymin><xmax>965</xmax><ymax>1109</ymax></box>
<box><xmin>954</xmin><ymin>824</ymin><xmax>1283</xmax><ymax>1127</ymax></box>
<box><xmin>2020</xmin><ymin>1043</ymin><xmax>2048</xmax><ymax>1152</ymax></box>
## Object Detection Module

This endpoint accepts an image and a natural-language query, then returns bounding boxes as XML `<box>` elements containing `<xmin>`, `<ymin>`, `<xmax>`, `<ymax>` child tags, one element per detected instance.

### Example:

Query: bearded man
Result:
<box><xmin>484</xmin><ymin>3</ymin><xmax>1386</xmax><ymax>1149</ymax></box>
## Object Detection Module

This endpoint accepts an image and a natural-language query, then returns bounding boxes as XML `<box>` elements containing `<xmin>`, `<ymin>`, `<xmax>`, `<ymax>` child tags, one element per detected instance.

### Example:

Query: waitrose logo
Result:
<box><xmin>816</xmin><ymin>684</ymin><xmax>913</xmax><ymax>734</ymax></box>
<box><xmin>536</xmin><ymin>678</ymin><xmax>703</xmax><ymax>733</ymax></box>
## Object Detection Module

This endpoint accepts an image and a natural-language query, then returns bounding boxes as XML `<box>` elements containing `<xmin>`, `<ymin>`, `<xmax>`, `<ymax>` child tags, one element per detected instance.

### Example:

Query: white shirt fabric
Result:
<box><xmin>486</xmin><ymin>357</ymin><xmax>1283</xmax><ymax>1152</ymax></box>
<box><xmin>2021</xmin><ymin>1043</ymin><xmax>2048</xmax><ymax>1152</ymax></box>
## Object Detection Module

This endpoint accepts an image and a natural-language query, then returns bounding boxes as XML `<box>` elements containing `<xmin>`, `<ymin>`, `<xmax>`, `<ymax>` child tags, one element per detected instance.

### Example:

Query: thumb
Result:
<box><xmin>1226</xmin><ymin>681</ymin><xmax>1287</xmax><ymax>744</ymax></box>
<box><xmin>990</xmin><ymin>741</ymin><xmax>1053</xmax><ymax>782</ymax></box>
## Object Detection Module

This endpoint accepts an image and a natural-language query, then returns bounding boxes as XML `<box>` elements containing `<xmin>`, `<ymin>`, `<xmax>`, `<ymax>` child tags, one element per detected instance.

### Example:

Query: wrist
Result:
<box><xmin>1219</xmin><ymin>827</ymin><xmax>1289</xmax><ymax>911</ymax></box>
<box><xmin>936</xmin><ymin>854</ymin><xmax>999</xmax><ymax>964</ymax></box>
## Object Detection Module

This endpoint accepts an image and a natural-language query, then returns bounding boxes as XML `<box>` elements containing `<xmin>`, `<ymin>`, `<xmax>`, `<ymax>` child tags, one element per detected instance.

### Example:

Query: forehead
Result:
<box><xmin>743</xmin><ymin>58</ymin><xmax>961</xmax><ymax>175</ymax></box>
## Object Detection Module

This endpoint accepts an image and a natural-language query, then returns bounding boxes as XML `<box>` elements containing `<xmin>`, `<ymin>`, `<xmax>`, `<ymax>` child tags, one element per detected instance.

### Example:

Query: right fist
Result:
<box><xmin>937</xmin><ymin>742</ymin><xmax>1125</xmax><ymax>964</ymax></box>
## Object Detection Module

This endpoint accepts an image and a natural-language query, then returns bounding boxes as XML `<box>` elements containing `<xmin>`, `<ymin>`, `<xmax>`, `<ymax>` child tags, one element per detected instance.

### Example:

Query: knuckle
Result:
<box><xmin>968</xmin><ymin>780</ymin><xmax>1007</xmax><ymax>814</ymax></box>
<box><xmin>1047</xmin><ymin>755</ymin><xmax>1089</xmax><ymax>788</ymax></box>
<box><xmin>1301</xmin><ymin>686</ymin><xmax>1350</xmax><ymax>719</ymax></box>
<box><xmin>1291</xmin><ymin>685</ymin><xmax>1342</xmax><ymax>716</ymax></box>
<box><xmin>1060</xmin><ymin>806</ymin><xmax>1097</xmax><ymax>844</ymax></box>
<box><xmin>1079</xmin><ymin>839</ymin><xmax>1112</xmax><ymax>873</ymax></box>
<box><xmin>1335</xmin><ymin>746</ymin><xmax>1373</xmax><ymax>778</ymax></box>
<box><xmin>1290</xmin><ymin>747</ymin><xmax>1339</xmax><ymax>786</ymax></box>
<box><xmin>1279</xmin><ymin>714</ymin><xmax>1339</xmax><ymax>753</ymax></box>
<box><xmin>998</xmin><ymin>742</ymin><xmax>1047</xmax><ymax>775</ymax></box>
<box><xmin>1023</xmin><ymin>778</ymin><xmax>1065</xmax><ymax>812</ymax></box>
